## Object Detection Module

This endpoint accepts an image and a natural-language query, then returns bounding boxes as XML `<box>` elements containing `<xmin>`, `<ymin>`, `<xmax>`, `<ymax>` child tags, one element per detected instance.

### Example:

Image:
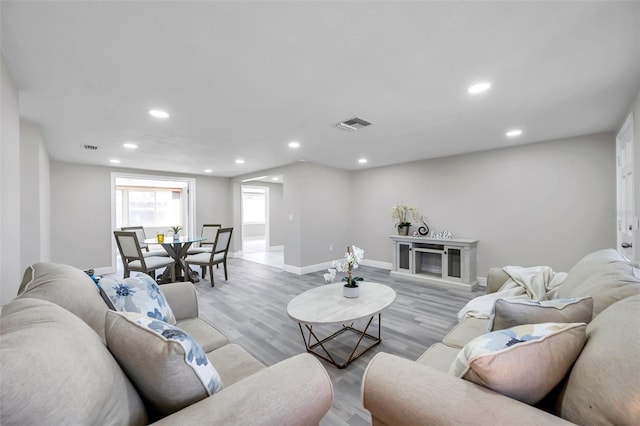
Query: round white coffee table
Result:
<box><xmin>287</xmin><ymin>282</ymin><xmax>396</xmax><ymax>368</ymax></box>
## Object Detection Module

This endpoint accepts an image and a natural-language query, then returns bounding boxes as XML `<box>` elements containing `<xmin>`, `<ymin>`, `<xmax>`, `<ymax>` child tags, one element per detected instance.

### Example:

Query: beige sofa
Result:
<box><xmin>1</xmin><ymin>263</ymin><xmax>333</xmax><ymax>425</ymax></box>
<box><xmin>362</xmin><ymin>249</ymin><xmax>640</xmax><ymax>425</ymax></box>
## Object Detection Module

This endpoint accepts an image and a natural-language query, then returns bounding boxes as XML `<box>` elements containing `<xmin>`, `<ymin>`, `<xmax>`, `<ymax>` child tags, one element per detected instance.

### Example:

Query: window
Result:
<box><xmin>111</xmin><ymin>173</ymin><xmax>195</xmax><ymax>272</ymax></box>
<box><xmin>115</xmin><ymin>179</ymin><xmax>187</xmax><ymax>228</ymax></box>
<box><xmin>242</xmin><ymin>187</ymin><xmax>266</xmax><ymax>224</ymax></box>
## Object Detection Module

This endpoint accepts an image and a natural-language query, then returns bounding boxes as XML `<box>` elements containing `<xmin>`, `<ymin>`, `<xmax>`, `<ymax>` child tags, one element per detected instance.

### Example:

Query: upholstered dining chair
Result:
<box><xmin>187</xmin><ymin>223</ymin><xmax>222</xmax><ymax>255</ymax></box>
<box><xmin>114</xmin><ymin>231</ymin><xmax>175</xmax><ymax>281</ymax></box>
<box><xmin>184</xmin><ymin>227</ymin><xmax>233</xmax><ymax>286</ymax></box>
<box><xmin>120</xmin><ymin>226</ymin><xmax>168</xmax><ymax>257</ymax></box>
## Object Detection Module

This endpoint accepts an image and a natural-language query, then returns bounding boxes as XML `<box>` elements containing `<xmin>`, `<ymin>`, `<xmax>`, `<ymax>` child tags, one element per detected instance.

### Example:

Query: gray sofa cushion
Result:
<box><xmin>0</xmin><ymin>298</ymin><xmax>146</xmax><ymax>425</ymax></box>
<box><xmin>176</xmin><ymin>317</ymin><xmax>230</xmax><ymax>353</ymax></box>
<box><xmin>556</xmin><ymin>249</ymin><xmax>640</xmax><ymax>316</ymax></box>
<box><xmin>416</xmin><ymin>343</ymin><xmax>461</xmax><ymax>373</ymax></box>
<box><xmin>206</xmin><ymin>343</ymin><xmax>267</xmax><ymax>386</ymax></box>
<box><xmin>442</xmin><ymin>317</ymin><xmax>488</xmax><ymax>348</ymax></box>
<box><xmin>17</xmin><ymin>262</ymin><xmax>109</xmax><ymax>341</ymax></box>
<box><xmin>558</xmin><ymin>294</ymin><xmax>640</xmax><ymax>425</ymax></box>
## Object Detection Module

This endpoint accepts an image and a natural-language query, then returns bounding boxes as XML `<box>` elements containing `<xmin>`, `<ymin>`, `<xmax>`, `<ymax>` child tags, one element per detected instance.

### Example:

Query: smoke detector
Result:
<box><xmin>336</xmin><ymin>117</ymin><xmax>373</xmax><ymax>132</ymax></box>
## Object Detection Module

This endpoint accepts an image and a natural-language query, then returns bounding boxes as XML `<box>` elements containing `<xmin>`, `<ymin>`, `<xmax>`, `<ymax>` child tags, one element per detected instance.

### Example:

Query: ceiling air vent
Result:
<box><xmin>336</xmin><ymin>117</ymin><xmax>373</xmax><ymax>132</ymax></box>
<box><xmin>82</xmin><ymin>144</ymin><xmax>99</xmax><ymax>150</ymax></box>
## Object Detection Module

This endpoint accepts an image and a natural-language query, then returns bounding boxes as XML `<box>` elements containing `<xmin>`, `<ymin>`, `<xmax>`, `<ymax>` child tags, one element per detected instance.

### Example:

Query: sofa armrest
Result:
<box><xmin>151</xmin><ymin>353</ymin><xmax>333</xmax><ymax>426</ymax></box>
<box><xmin>486</xmin><ymin>267</ymin><xmax>510</xmax><ymax>294</ymax></box>
<box><xmin>159</xmin><ymin>283</ymin><xmax>198</xmax><ymax>320</ymax></box>
<box><xmin>362</xmin><ymin>353</ymin><xmax>574</xmax><ymax>426</ymax></box>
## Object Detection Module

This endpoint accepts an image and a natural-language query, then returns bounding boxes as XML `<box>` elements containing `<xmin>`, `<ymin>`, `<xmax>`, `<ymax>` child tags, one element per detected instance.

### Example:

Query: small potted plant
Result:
<box><xmin>170</xmin><ymin>226</ymin><xmax>182</xmax><ymax>240</ymax></box>
<box><xmin>332</xmin><ymin>245</ymin><xmax>364</xmax><ymax>298</ymax></box>
<box><xmin>392</xmin><ymin>202</ymin><xmax>418</xmax><ymax>236</ymax></box>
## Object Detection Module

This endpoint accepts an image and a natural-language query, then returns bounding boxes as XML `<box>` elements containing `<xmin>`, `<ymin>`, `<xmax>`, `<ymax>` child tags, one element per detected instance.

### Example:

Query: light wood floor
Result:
<box><xmin>189</xmin><ymin>258</ymin><xmax>482</xmax><ymax>425</ymax></box>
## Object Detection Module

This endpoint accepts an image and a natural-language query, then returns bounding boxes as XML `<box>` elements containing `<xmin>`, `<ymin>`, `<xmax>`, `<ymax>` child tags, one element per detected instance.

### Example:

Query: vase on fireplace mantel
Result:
<box><xmin>397</xmin><ymin>224</ymin><xmax>410</xmax><ymax>236</ymax></box>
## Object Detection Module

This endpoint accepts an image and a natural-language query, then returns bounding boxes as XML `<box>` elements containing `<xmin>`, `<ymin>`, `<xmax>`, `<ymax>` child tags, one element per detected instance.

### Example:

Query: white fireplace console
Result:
<box><xmin>390</xmin><ymin>236</ymin><xmax>478</xmax><ymax>291</ymax></box>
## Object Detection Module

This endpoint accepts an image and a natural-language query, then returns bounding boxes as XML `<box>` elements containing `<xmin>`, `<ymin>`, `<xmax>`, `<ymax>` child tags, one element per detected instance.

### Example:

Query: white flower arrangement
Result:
<box><xmin>323</xmin><ymin>268</ymin><xmax>337</xmax><ymax>283</ymax></box>
<box><xmin>392</xmin><ymin>202</ymin><xmax>418</xmax><ymax>228</ymax></box>
<box><xmin>330</xmin><ymin>245</ymin><xmax>364</xmax><ymax>287</ymax></box>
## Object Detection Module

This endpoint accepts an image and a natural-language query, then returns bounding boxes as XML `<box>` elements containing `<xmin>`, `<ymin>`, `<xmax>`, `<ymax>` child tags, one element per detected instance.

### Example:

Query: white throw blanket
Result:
<box><xmin>457</xmin><ymin>266</ymin><xmax>567</xmax><ymax>321</ymax></box>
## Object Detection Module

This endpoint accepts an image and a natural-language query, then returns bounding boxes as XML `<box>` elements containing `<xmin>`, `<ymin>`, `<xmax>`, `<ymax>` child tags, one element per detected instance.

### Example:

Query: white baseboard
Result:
<box><xmin>390</xmin><ymin>270</ymin><xmax>478</xmax><ymax>292</ymax></box>
<box><xmin>282</xmin><ymin>264</ymin><xmax>303</xmax><ymax>275</ymax></box>
<box><xmin>361</xmin><ymin>259</ymin><xmax>392</xmax><ymax>270</ymax></box>
<box><xmin>229</xmin><ymin>250</ymin><xmax>242</xmax><ymax>258</ymax></box>
<box><xmin>283</xmin><ymin>261</ymin><xmax>334</xmax><ymax>275</ymax></box>
<box><xmin>283</xmin><ymin>259</ymin><xmax>391</xmax><ymax>275</ymax></box>
<box><xmin>268</xmin><ymin>245</ymin><xmax>284</xmax><ymax>251</ymax></box>
<box><xmin>477</xmin><ymin>276</ymin><xmax>487</xmax><ymax>288</ymax></box>
<box><xmin>94</xmin><ymin>266</ymin><xmax>115</xmax><ymax>275</ymax></box>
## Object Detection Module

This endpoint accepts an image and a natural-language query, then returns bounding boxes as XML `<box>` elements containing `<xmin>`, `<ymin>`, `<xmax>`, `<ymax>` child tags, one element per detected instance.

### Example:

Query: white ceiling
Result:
<box><xmin>2</xmin><ymin>1</ymin><xmax>639</xmax><ymax>177</ymax></box>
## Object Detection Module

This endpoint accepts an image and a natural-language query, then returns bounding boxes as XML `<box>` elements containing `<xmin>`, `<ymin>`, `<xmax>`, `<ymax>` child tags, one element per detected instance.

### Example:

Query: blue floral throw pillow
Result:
<box><xmin>100</xmin><ymin>275</ymin><xmax>176</xmax><ymax>324</ymax></box>
<box><xmin>449</xmin><ymin>322</ymin><xmax>587</xmax><ymax>405</ymax></box>
<box><xmin>105</xmin><ymin>311</ymin><xmax>223</xmax><ymax>415</ymax></box>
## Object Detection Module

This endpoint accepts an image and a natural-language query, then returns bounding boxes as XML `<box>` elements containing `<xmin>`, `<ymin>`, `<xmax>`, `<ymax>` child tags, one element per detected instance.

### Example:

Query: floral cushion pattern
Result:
<box><xmin>105</xmin><ymin>311</ymin><xmax>223</xmax><ymax>415</ymax></box>
<box><xmin>488</xmin><ymin>296</ymin><xmax>593</xmax><ymax>331</ymax></box>
<box><xmin>100</xmin><ymin>274</ymin><xmax>176</xmax><ymax>324</ymax></box>
<box><xmin>449</xmin><ymin>322</ymin><xmax>587</xmax><ymax>404</ymax></box>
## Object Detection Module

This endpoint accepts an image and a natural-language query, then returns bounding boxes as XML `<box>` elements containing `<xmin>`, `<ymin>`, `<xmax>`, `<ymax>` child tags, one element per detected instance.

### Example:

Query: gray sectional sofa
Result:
<box><xmin>1</xmin><ymin>262</ymin><xmax>333</xmax><ymax>425</ymax></box>
<box><xmin>362</xmin><ymin>249</ymin><xmax>640</xmax><ymax>425</ymax></box>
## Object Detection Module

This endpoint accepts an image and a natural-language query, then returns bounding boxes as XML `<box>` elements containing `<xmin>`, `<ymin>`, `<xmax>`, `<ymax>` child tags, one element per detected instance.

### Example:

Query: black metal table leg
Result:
<box><xmin>298</xmin><ymin>313</ymin><xmax>383</xmax><ymax>369</ymax></box>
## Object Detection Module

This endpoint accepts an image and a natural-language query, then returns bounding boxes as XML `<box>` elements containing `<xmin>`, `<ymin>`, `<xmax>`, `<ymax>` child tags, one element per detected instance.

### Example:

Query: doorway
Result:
<box><xmin>239</xmin><ymin>184</ymin><xmax>284</xmax><ymax>268</ymax></box>
<box><xmin>616</xmin><ymin>113</ymin><xmax>636</xmax><ymax>262</ymax></box>
<box><xmin>110</xmin><ymin>173</ymin><xmax>196</xmax><ymax>272</ymax></box>
<box><xmin>241</xmin><ymin>185</ymin><xmax>269</xmax><ymax>254</ymax></box>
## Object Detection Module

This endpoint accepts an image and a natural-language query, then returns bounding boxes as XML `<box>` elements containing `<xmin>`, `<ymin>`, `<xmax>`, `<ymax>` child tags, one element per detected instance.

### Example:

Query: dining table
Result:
<box><xmin>144</xmin><ymin>235</ymin><xmax>206</xmax><ymax>283</ymax></box>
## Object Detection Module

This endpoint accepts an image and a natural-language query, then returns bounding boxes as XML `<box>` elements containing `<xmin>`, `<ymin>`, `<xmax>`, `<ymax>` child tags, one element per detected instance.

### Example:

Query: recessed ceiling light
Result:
<box><xmin>506</xmin><ymin>129</ymin><xmax>523</xmax><ymax>137</ymax></box>
<box><xmin>288</xmin><ymin>141</ymin><xmax>300</xmax><ymax>148</ymax></box>
<box><xmin>123</xmin><ymin>143</ymin><xmax>138</xmax><ymax>149</ymax></box>
<box><xmin>358</xmin><ymin>158</ymin><xmax>368</xmax><ymax>164</ymax></box>
<box><xmin>110</xmin><ymin>159</ymin><xmax>121</xmax><ymax>164</ymax></box>
<box><xmin>235</xmin><ymin>159</ymin><xmax>245</xmax><ymax>164</ymax></box>
<box><xmin>467</xmin><ymin>82</ymin><xmax>491</xmax><ymax>94</ymax></box>
<box><xmin>204</xmin><ymin>169</ymin><xmax>212</xmax><ymax>173</ymax></box>
<box><xmin>149</xmin><ymin>109</ymin><xmax>170</xmax><ymax>118</ymax></box>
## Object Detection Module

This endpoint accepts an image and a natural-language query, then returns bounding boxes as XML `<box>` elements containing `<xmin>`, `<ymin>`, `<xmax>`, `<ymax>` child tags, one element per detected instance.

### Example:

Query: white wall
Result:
<box><xmin>351</xmin><ymin>133</ymin><xmax>616</xmax><ymax>275</ymax></box>
<box><xmin>50</xmin><ymin>162</ymin><xmax>112</xmax><ymax>269</ymax></box>
<box><xmin>234</xmin><ymin>135</ymin><xmax>615</xmax><ymax>276</ymax></box>
<box><xmin>284</xmin><ymin>162</ymin><xmax>351</xmax><ymax>270</ymax></box>
<box><xmin>1</xmin><ymin>52</ymin><xmax>22</xmax><ymax>304</ymax></box>
<box><xmin>20</xmin><ymin>121</ymin><xmax>50</xmax><ymax>270</ymax></box>
<box><xmin>243</xmin><ymin>223</ymin><xmax>266</xmax><ymax>238</ymax></box>
<box><xmin>50</xmin><ymin>161</ymin><xmax>232</xmax><ymax>270</ymax></box>
<box><xmin>232</xmin><ymin>163</ymin><xmax>350</xmax><ymax>271</ymax></box>
<box><xmin>195</xmin><ymin>175</ymin><xmax>233</xmax><ymax>233</ymax></box>
<box><xmin>41</xmin><ymin>132</ymin><xmax>617</xmax><ymax>279</ymax></box>
<box><xmin>39</xmin><ymin>136</ymin><xmax>51</xmax><ymax>261</ymax></box>
<box><xmin>268</xmin><ymin>183</ymin><xmax>284</xmax><ymax>247</ymax></box>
